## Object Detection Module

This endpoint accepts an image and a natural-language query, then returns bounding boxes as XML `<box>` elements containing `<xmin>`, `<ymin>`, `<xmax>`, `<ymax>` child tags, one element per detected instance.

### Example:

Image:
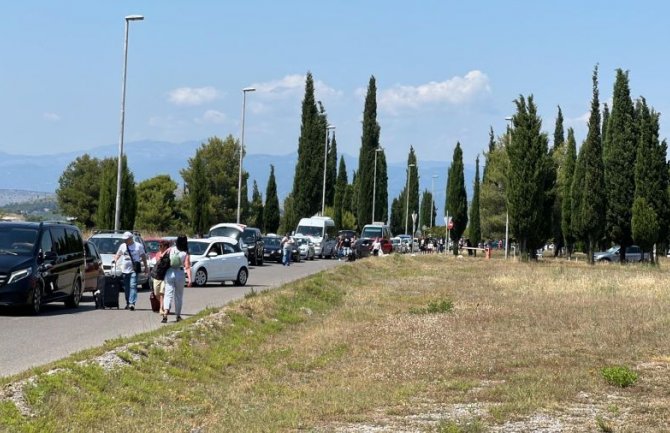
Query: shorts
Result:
<box><xmin>153</xmin><ymin>278</ymin><xmax>166</xmax><ymax>295</ymax></box>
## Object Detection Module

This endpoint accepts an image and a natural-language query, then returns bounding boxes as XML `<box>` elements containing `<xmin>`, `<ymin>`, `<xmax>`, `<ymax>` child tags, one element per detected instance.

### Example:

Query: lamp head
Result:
<box><xmin>125</xmin><ymin>15</ymin><xmax>144</xmax><ymax>21</ymax></box>
<box><xmin>504</xmin><ymin>116</ymin><xmax>513</xmax><ymax>121</ymax></box>
<box><xmin>327</xmin><ymin>125</ymin><xmax>336</xmax><ymax>130</ymax></box>
<box><xmin>243</xmin><ymin>87</ymin><xmax>256</xmax><ymax>93</ymax></box>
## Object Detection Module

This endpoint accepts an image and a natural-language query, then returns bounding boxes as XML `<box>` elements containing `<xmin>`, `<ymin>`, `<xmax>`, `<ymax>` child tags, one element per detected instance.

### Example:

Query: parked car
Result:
<box><xmin>391</xmin><ymin>237</ymin><xmax>407</xmax><ymax>254</ymax></box>
<box><xmin>143</xmin><ymin>237</ymin><xmax>162</xmax><ymax>264</ymax></box>
<box><xmin>295</xmin><ymin>216</ymin><xmax>338</xmax><ymax>258</ymax></box>
<box><xmin>0</xmin><ymin>221</ymin><xmax>85</xmax><ymax>314</ymax></box>
<box><xmin>294</xmin><ymin>235</ymin><xmax>316</xmax><ymax>261</ymax></box>
<box><xmin>262</xmin><ymin>236</ymin><xmax>300</xmax><ymax>263</ymax></box>
<box><xmin>593</xmin><ymin>245</ymin><xmax>644</xmax><ymax>262</ymax></box>
<box><xmin>187</xmin><ymin>236</ymin><xmax>249</xmax><ymax>286</ymax></box>
<box><xmin>360</xmin><ymin>223</ymin><xmax>394</xmax><ymax>255</ymax></box>
<box><xmin>242</xmin><ymin>227</ymin><xmax>264</xmax><ymax>266</ymax></box>
<box><xmin>83</xmin><ymin>240</ymin><xmax>105</xmax><ymax>294</ymax></box>
<box><xmin>87</xmin><ymin>230</ymin><xmax>151</xmax><ymax>290</ymax></box>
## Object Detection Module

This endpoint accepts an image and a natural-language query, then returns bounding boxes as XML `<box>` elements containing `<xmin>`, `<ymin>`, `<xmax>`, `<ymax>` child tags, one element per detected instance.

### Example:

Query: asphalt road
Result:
<box><xmin>0</xmin><ymin>258</ymin><xmax>342</xmax><ymax>378</ymax></box>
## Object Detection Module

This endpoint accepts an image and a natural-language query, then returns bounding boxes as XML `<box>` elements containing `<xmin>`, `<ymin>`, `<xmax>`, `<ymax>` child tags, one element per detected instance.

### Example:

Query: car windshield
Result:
<box><xmin>606</xmin><ymin>246</ymin><xmax>619</xmax><ymax>253</ymax></box>
<box><xmin>188</xmin><ymin>241</ymin><xmax>209</xmax><ymax>256</ymax></box>
<box><xmin>89</xmin><ymin>237</ymin><xmax>124</xmax><ymax>254</ymax></box>
<box><xmin>295</xmin><ymin>238</ymin><xmax>309</xmax><ymax>246</ymax></box>
<box><xmin>0</xmin><ymin>227</ymin><xmax>38</xmax><ymax>255</ymax></box>
<box><xmin>145</xmin><ymin>240</ymin><xmax>160</xmax><ymax>253</ymax></box>
<box><xmin>264</xmin><ymin>237</ymin><xmax>280</xmax><ymax>247</ymax></box>
<box><xmin>296</xmin><ymin>225</ymin><xmax>322</xmax><ymax>237</ymax></box>
<box><xmin>361</xmin><ymin>227</ymin><xmax>383</xmax><ymax>239</ymax></box>
<box><xmin>209</xmin><ymin>227</ymin><xmax>242</xmax><ymax>238</ymax></box>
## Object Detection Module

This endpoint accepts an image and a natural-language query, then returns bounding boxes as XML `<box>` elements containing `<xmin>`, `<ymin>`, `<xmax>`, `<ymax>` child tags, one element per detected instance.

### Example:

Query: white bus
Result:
<box><xmin>295</xmin><ymin>216</ymin><xmax>338</xmax><ymax>258</ymax></box>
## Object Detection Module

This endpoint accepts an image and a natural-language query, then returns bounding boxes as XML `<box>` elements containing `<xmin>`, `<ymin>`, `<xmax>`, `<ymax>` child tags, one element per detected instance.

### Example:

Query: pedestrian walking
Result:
<box><xmin>151</xmin><ymin>240</ymin><xmax>171</xmax><ymax>315</ymax></box>
<box><xmin>112</xmin><ymin>231</ymin><xmax>148</xmax><ymax>311</ymax></box>
<box><xmin>162</xmin><ymin>235</ymin><xmax>192</xmax><ymax>323</ymax></box>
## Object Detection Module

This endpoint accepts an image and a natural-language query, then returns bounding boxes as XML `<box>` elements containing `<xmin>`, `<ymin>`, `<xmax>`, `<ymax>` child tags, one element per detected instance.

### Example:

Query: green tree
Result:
<box><xmin>507</xmin><ymin>95</ymin><xmax>553</xmax><ymax>259</ymax></box>
<box><xmin>578</xmin><ymin>66</ymin><xmax>607</xmax><ymax>263</ymax></box>
<box><xmin>374</xmin><ymin>149</ymin><xmax>388</xmax><ymax>223</ymax></box>
<box><xmin>333</xmin><ymin>156</ymin><xmax>348</xmax><ymax>230</ymax></box>
<box><xmin>56</xmin><ymin>154</ymin><xmax>101</xmax><ymax>228</ymax></box>
<box><xmin>446</xmin><ymin>142</ymin><xmax>468</xmax><ymax>255</ymax></box>
<box><xmin>481</xmin><ymin>135</ymin><xmax>508</xmax><ymax>241</ymax></box>
<box><xmin>356</xmin><ymin>76</ymin><xmax>384</xmax><ymax>228</ymax></box>
<box><xmin>604</xmin><ymin>69</ymin><xmax>637</xmax><ymax>261</ymax></box>
<box><xmin>483</xmin><ymin>127</ymin><xmax>496</xmax><ymax>180</ymax></box>
<box><xmin>553</xmin><ymin>105</ymin><xmax>565</xmax><ymax>150</ymax></box>
<box><xmin>248</xmin><ymin>180</ymin><xmax>264</xmax><ymax>230</ymax></box>
<box><xmin>326</xmin><ymin>132</ymin><xmax>338</xmax><ymax>207</ymax></box>
<box><xmin>631</xmin><ymin>197</ymin><xmax>658</xmax><ymax>261</ymax></box>
<box><xmin>263</xmin><ymin>165</ymin><xmax>280</xmax><ymax>234</ymax></box>
<box><xmin>602</xmin><ymin>102</ymin><xmax>610</xmax><ymax>151</ymax></box>
<box><xmin>292</xmin><ymin>72</ymin><xmax>326</xmax><ymax>221</ymax></box>
<box><xmin>188</xmin><ymin>153</ymin><xmax>210</xmax><ymax>236</ymax></box>
<box><xmin>390</xmin><ymin>195</ymin><xmax>404</xmax><ymax>236</ymax></box>
<box><xmin>551</xmin><ymin>106</ymin><xmax>566</xmax><ymax>255</ymax></box>
<box><xmin>419</xmin><ymin>189</ymin><xmax>435</xmax><ymax>229</ymax></box>
<box><xmin>278</xmin><ymin>193</ymin><xmax>296</xmax><ymax>236</ymax></box>
<box><xmin>469</xmin><ymin>155</ymin><xmax>481</xmax><ymax>248</ymax></box>
<box><xmin>95</xmin><ymin>156</ymin><xmax>136</xmax><ymax>230</ymax></box>
<box><xmin>560</xmin><ymin>128</ymin><xmax>577</xmax><ymax>257</ymax></box>
<box><xmin>135</xmin><ymin>175</ymin><xmax>178</xmax><ymax>232</ymax></box>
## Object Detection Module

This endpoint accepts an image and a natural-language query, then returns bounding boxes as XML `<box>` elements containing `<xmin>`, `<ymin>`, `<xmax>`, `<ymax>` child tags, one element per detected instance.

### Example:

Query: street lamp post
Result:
<box><xmin>236</xmin><ymin>87</ymin><xmax>256</xmax><ymax>224</ymax></box>
<box><xmin>372</xmin><ymin>147</ymin><xmax>384</xmax><ymax>224</ymax></box>
<box><xmin>431</xmin><ymin>174</ymin><xmax>438</xmax><ymax>228</ymax></box>
<box><xmin>404</xmin><ymin>163</ymin><xmax>415</xmax><ymax>235</ymax></box>
<box><xmin>114</xmin><ymin>14</ymin><xmax>144</xmax><ymax>231</ymax></box>
<box><xmin>321</xmin><ymin>125</ymin><xmax>335</xmax><ymax>216</ymax></box>
<box><xmin>504</xmin><ymin>116</ymin><xmax>513</xmax><ymax>259</ymax></box>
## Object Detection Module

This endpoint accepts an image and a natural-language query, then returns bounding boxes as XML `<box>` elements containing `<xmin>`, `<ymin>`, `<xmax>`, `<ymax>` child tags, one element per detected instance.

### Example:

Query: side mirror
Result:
<box><xmin>207</xmin><ymin>252</ymin><xmax>219</xmax><ymax>258</ymax></box>
<box><xmin>44</xmin><ymin>251</ymin><xmax>58</xmax><ymax>261</ymax></box>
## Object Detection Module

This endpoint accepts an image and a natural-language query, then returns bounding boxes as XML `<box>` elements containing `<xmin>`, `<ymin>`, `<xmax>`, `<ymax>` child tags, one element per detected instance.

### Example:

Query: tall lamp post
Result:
<box><xmin>404</xmin><ymin>163</ymin><xmax>415</xmax><ymax>235</ymax></box>
<box><xmin>236</xmin><ymin>87</ymin><xmax>256</xmax><ymax>224</ymax></box>
<box><xmin>321</xmin><ymin>125</ymin><xmax>335</xmax><ymax>216</ymax></box>
<box><xmin>372</xmin><ymin>146</ymin><xmax>384</xmax><ymax>224</ymax></box>
<box><xmin>114</xmin><ymin>14</ymin><xmax>144</xmax><ymax>231</ymax></box>
<box><xmin>504</xmin><ymin>116</ymin><xmax>513</xmax><ymax>259</ymax></box>
<box><xmin>430</xmin><ymin>174</ymin><xmax>438</xmax><ymax>228</ymax></box>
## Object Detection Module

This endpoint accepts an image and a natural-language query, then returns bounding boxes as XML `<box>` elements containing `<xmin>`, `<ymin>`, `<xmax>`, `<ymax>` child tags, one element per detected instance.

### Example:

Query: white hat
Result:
<box><xmin>122</xmin><ymin>231</ymin><xmax>133</xmax><ymax>240</ymax></box>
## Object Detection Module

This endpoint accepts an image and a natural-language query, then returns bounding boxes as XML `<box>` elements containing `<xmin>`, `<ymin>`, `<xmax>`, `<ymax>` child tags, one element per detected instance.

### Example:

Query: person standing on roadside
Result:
<box><xmin>162</xmin><ymin>235</ymin><xmax>192</xmax><ymax>323</ymax></box>
<box><xmin>152</xmin><ymin>240</ymin><xmax>170</xmax><ymax>316</ymax></box>
<box><xmin>281</xmin><ymin>233</ymin><xmax>293</xmax><ymax>266</ymax></box>
<box><xmin>112</xmin><ymin>231</ymin><xmax>148</xmax><ymax>311</ymax></box>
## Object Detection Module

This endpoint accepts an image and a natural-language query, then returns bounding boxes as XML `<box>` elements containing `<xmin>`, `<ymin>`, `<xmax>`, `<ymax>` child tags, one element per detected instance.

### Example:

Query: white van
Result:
<box><xmin>295</xmin><ymin>216</ymin><xmax>338</xmax><ymax>258</ymax></box>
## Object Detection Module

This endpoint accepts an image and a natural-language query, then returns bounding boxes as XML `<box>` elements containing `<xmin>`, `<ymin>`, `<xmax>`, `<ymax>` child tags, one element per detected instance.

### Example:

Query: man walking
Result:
<box><xmin>113</xmin><ymin>231</ymin><xmax>148</xmax><ymax>310</ymax></box>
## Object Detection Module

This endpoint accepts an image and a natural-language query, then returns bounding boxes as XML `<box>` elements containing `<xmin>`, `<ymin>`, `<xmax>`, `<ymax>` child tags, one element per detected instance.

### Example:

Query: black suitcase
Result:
<box><xmin>100</xmin><ymin>275</ymin><xmax>121</xmax><ymax>309</ymax></box>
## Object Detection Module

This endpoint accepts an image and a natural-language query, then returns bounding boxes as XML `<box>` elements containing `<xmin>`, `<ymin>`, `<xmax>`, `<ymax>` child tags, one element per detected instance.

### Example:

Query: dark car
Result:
<box><xmin>0</xmin><ymin>221</ymin><xmax>85</xmax><ymax>314</ymax></box>
<box><xmin>242</xmin><ymin>227</ymin><xmax>265</xmax><ymax>266</ymax></box>
<box><xmin>83</xmin><ymin>241</ymin><xmax>105</xmax><ymax>294</ymax></box>
<box><xmin>262</xmin><ymin>236</ymin><xmax>300</xmax><ymax>263</ymax></box>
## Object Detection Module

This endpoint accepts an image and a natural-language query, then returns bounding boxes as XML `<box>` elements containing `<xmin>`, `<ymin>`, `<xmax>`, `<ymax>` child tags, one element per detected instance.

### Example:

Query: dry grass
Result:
<box><xmin>3</xmin><ymin>255</ymin><xmax>670</xmax><ymax>432</ymax></box>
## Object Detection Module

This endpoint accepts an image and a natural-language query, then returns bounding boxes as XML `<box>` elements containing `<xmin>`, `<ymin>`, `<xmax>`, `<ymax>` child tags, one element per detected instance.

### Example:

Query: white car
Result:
<box><xmin>188</xmin><ymin>236</ymin><xmax>249</xmax><ymax>287</ymax></box>
<box><xmin>293</xmin><ymin>236</ymin><xmax>316</xmax><ymax>261</ymax></box>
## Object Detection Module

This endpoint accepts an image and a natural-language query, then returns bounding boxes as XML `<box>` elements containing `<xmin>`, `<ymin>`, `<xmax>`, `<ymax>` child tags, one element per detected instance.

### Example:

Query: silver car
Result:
<box><xmin>593</xmin><ymin>245</ymin><xmax>643</xmax><ymax>262</ymax></box>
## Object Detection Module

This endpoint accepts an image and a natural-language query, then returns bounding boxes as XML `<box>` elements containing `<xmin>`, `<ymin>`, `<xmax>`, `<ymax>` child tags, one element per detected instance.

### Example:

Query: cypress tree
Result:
<box><xmin>446</xmin><ymin>142</ymin><xmax>467</xmax><ymax>254</ymax></box>
<box><xmin>120</xmin><ymin>156</ymin><xmax>137</xmax><ymax>230</ymax></box>
<box><xmin>602</xmin><ymin>103</ymin><xmax>610</xmax><ymax>151</ymax></box>
<box><xmin>553</xmin><ymin>105</ymin><xmax>565</xmax><ymax>150</ymax></box>
<box><xmin>507</xmin><ymin>95</ymin><xmax>552</xmax><ymax>259</ymax></box>
<box><xmin>469</xmin><ymin>155</ymin><xmax>481</xmax><ymax>249</ymax></box>
<box><xmin>249</xmin><ymin>180</ymin><xmax>264</xmax><ymax>230</ymax></box>
<box><xmin>356</xmin><ymin>76</ymin><xmax>382</xmax><ymax>228</ymax></box>
<box><xmin>631</xmin><ymin>197</ymin><xmax>658</xmax><ymax>261</ymax></box>
<box><xmin>189</xmin><ymin>153</ymin><xmax>210</xmax><ymax>236</ymax></box>
<box><xmin>326</xmin><ymin>132</ymin><xmax>338</xmax><ymax>207</ymax></box>
<box><xmin>419</xmin><ymin>189</ymin><xmax>433</xmax><ymax>229</ymax></box>
<box><xmin>404</xmin><ymin>147</ymin><xmax>420</xmax><ymax>235</ymax></box>
<box><xmin>292</xmin><ymin>72</ymin><xmax>323</xmax><ymax>221</ymax></box>
<box><xmin>570</xmin><ymin>141</ymin><xmax>587</xmax><ymax>247</ymax></box>
<box><xmin>561</xmin><ymin>128</ymin><xmax>577</xmax><ymax>257</ymax></box>
<box><xmin>263</xmin><ymin>165</ymin><xmax>280</xmax><ymax>234</ymax></box>
<box><xmin>483</xmin><ymin>126</ymin><xmax>495</xmax><ymax>180</ymax></box>
<box><xmin>390</xmin><ymin>195</ymin><xmax>403</xmax><ymax>236</ymax></box>
<box><xmin>374</xmin><ymin>149</ymin><xmax>388</xmax><ymax>223</ymax></box>
<box><xmin>604</xmin><ymin>69</ymin><xmax>637</xmax><ymax>260</ymax></box>
<box><xmin>333</xmin><ymin>156</ymin><xmax>348</xmax><ymax>230</ymax></box>
<box><xmin>95</xmin><ymin>158</ymin><xmax>116</xmax><ymax>230</ymax></box>
<box><xmin>579</xmin><ymin>65</ymin><xmax>607</xmax><ymax>263</ymax></box>
<box><xmin>480</xmin><ymin>142</ymin><xmax>508</xmax><ymax>242</ymax></box>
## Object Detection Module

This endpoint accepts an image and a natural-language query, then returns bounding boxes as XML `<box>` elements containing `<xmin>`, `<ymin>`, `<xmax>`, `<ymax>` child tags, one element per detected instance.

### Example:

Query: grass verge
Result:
<box><xmin>2</xmin><ymin>255</ymin><xmax>670</xmax><ymax>432</ymax></box>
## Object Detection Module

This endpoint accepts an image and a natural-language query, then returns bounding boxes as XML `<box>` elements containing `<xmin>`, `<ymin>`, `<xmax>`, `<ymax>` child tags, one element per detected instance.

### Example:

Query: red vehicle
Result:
<box><xmin>143</xmin><ymin>237</ymin><xmax>163</xmax><ymax>264</ymax></box>
<box><xmin>83</xmin><ymin>241</ymin><xmax>105</xmax><ymax>293</ymax></box>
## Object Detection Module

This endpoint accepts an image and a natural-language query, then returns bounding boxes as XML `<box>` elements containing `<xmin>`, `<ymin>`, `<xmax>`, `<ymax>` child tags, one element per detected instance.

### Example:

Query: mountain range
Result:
<box><xmin>0</xmin><ymin>140</ymin><xmax>474</xmax><ymax>222</ymax></box>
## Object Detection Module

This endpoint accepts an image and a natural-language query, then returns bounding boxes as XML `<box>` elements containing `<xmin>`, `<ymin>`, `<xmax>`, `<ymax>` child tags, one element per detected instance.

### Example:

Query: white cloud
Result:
<box><xmin>168</xmin><ymin>86</ymin><xmax>219</xmax><ymax>106</ymax></box>
<box><xmin>379</xmin><ymin>70</ymin><xmax>491</xmax><ymax>114</ymax></box>
<box><xmin>195</xmin><ymin>110</ymin><xmax>227</xmax><ymax>125</ymax></box>
<box><xmin>567</xmin><ymin>111</ymin><xmax>590</xmax><ymax>127</ymax></box>
<box><xmin>43</xmin><ymin>112</ymin><xmax>61</xmax><ymax>121</ymax></box>
<box><xmin>251</xmin><ymin>74</ymin><xmax>341</xmax><ymax>99</ymax></box>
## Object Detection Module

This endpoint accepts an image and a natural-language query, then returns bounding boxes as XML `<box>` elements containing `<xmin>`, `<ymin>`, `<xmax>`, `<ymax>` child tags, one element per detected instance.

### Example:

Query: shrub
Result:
<box><xmin>601</xmin><ymin>365</ymin><xmax>638</xmax><ymax>388</ymax></box>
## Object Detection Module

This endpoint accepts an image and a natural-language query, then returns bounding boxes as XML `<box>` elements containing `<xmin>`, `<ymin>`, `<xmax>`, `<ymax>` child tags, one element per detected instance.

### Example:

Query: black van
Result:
<box><xmin>0</xmin><ymin>221</ymin><xmax>85</xmax><ymax>314</ymax></box>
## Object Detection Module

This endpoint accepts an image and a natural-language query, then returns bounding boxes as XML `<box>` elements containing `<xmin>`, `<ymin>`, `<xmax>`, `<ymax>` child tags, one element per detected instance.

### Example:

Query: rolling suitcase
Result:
<box><xmin>101</xmin><ymin>275</ymin><xmax>121</xmax><ymax>309</ymax></box>
<box><xmin>149</xmin><ymin>291</ymin><xmax>160</xmax><ymax>313</ymax></box>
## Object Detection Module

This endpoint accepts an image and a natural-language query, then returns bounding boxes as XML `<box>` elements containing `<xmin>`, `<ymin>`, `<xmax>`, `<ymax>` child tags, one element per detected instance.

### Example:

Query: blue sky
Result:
<box><xmin>2</xmin><ymin>1</ymin><xmax>670</xmax><ymax>198</ymax></box>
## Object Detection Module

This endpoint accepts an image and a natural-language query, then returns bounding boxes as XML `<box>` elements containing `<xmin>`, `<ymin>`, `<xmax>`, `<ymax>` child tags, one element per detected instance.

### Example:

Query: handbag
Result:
<box><xmin>127</xmin><ymin>244</ymin><xmax>142</xmax><ymax>274</ymax></box>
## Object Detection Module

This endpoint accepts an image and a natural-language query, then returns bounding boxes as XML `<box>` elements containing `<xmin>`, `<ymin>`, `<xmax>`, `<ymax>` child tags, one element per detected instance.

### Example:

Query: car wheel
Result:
<box><xmin>65</xmin><ymin>278</ymin><xmax>82</xmax><ymax>308</ymax></box>
<box><xmin>235</xmin><ymin>267</ymin><xmax>248</xmax><ymax>286</ymax></box>
<box><xmin>194</xmin><ymin>268</ymin><xmax>208</xmax><ymax>287</ymax></box>
<box><xmin>29</xmin><ymin>283</ymin><xmax>43</xmax><ymax>315</ymax></box>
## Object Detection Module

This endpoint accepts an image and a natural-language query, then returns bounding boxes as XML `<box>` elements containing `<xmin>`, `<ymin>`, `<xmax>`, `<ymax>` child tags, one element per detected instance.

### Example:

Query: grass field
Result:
<box><xmin>2</xmin><ymin>254</ymin><xmax>670</xmax><ymax>432</ymax></box>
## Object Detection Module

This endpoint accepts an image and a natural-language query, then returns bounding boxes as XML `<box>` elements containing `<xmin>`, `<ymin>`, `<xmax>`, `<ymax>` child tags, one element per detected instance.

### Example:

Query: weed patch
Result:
<box><xmin>601</xmin><ymin>365</ymin><xmax>638</xmax><ymax>388</ymax></box>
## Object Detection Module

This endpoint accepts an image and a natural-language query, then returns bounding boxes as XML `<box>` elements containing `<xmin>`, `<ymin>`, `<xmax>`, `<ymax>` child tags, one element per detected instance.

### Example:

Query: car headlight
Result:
<box><xmin>8</xmin><ymin>267</ymin><xmax>32</xmax><ymax>284</ymax></box>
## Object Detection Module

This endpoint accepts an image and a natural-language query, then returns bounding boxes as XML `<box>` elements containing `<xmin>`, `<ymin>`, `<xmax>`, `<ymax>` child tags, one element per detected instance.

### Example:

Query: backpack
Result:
<box><xmin>170</xmin><ymin>248</ymin><xmax>182</xmax><ymax>268</ymax></box>
<box><xmin>151</xmin><ymin>252</ymin><xmax>171</xmax><ymax>281</ymax></box>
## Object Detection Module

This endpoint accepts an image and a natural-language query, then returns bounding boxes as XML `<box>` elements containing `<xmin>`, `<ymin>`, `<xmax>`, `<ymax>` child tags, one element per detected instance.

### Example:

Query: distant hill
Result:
<box><xmin>0</xmin><ymin>190</ymin><xmax>55</xmax><ymax>207</ymax></box>
<box><xmin>0</xmin><ymin>141</ymin><xmax>473</xmax><ymax>223</ymax></box>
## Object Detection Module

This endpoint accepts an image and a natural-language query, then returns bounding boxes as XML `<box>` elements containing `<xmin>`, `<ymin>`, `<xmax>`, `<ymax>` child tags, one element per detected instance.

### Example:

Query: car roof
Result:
<box><xmin>188</xmin><ymin>236</ymin><xmax>239</xmax><ymax>245</ymax></box>
<box><xmin>209</xmin><ymin>223</ymin><xmax>245</xmax><ymax>232</ymax></box>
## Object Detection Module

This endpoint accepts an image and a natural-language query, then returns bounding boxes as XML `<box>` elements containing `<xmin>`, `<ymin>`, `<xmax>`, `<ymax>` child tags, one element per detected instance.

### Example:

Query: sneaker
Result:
<box><xmin>176</xmin><ymin>316</ymin><xmax>182</xmax><ymax>322</ymax></box>
<box><xmin>124</xmin><ymin>304</ymin><xmax>130</xmax><ymax>310</ymax></box>
<box><xmin>161</xmin><ymin>316</ymin><xmax>167</xmax><ymax>323</ymax></box>
<box><xmin>129</xmin><ymin>304</ymin><xmax>135</xmax><ymax>311</ymax></box>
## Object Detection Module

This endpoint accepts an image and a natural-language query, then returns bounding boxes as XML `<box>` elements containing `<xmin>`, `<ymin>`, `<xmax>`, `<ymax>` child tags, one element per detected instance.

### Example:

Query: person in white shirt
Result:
<box><xmin>112</xmin><ymin>231</ymin><xmax>148</xmax><ymax>311</ymax></box>
<box><xmin>162</xmin><ymin>235</ymin><xmax>192</xmax><ymax>323</ymax></box>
